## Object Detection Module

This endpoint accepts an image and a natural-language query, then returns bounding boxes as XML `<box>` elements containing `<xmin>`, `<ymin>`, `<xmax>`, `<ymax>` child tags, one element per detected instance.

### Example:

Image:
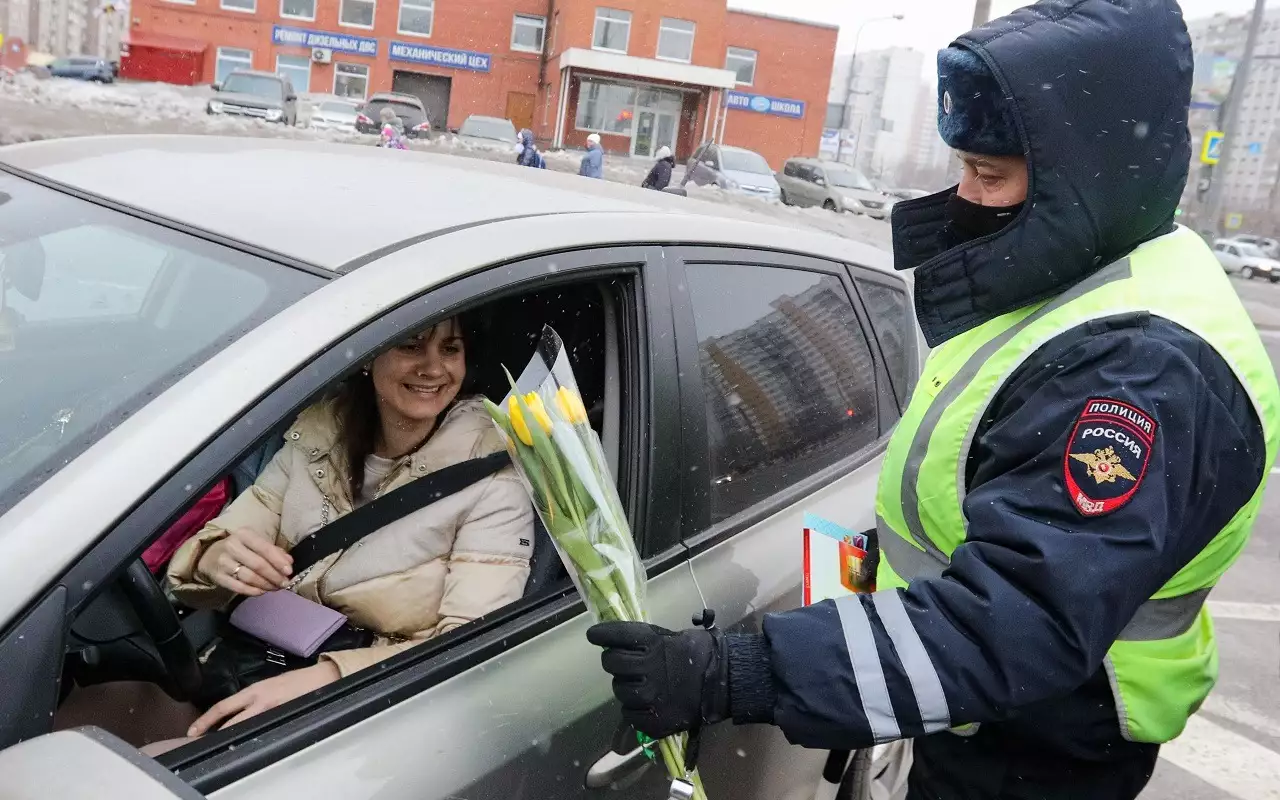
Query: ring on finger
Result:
<box><xmin>231</xmin><ymin>564</ymin><xmax>243</xmax><ymax>580</ymax></box>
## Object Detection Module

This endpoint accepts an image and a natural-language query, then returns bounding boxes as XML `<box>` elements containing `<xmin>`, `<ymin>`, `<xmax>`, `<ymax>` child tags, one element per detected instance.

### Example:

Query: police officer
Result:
<box><xmin>587</xmin><ymin>1</ymin><xmax>1280</xmax><ymax>797</ymax></box>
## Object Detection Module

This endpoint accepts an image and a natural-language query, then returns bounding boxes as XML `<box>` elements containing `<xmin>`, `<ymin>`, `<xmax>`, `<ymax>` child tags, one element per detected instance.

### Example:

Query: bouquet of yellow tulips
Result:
<box><xmin>484</xmin><ymin>325</ymin><xmax>709</xmax><ymax>800</ymax></box>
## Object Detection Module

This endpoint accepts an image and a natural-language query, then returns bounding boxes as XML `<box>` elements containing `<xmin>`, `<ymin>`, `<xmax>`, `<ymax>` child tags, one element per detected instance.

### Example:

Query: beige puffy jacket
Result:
<box><xmin>167</xmin><ymin>396</ymin><xmax>534</xmax><ymax>677</ymax></box>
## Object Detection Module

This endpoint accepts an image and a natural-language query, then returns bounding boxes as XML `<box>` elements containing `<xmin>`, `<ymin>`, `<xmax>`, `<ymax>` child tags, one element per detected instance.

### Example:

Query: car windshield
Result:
<box><xmin>460</xmin><ymin>117</ymin><xmax>516</xmax><ymax>141</ymax></box>
<box><xmin>721</xmin><ymin>149</ymin><xmax>772</xmax><ymax>174</ymax></box>
<box><xmin>221</xmin><ymin>73</ymin><xmax>284</xmax><ymax>99</ymax></box>
<box><xmin>319</xmin><ymin>101</ymin><xmax>358</xmax><ymax>116</ymax></box>
<box><xmin>0</xmin><ymin>173</ymin><xmax>319</xmax><ymax>515</ymax></box>
<box><xmin>366</xmin><ymin>99</ymin><xmax>426</xmax><ymax>125</ymax></box>
<box><xmin>826</xmin><ymin>168</ymin><xmax>875</xmax><ymax>190</ymax></box>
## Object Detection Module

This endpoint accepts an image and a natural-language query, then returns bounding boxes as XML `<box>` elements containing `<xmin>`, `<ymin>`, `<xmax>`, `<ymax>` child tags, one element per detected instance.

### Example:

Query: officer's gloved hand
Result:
<box><xmin>586</xmin><ymin>621</ymin><xmax>729</xmax><ymax>739</ymax></box>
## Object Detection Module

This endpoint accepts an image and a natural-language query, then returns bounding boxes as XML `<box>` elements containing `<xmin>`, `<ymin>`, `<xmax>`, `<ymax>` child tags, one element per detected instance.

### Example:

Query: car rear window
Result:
<box><xmin>0</xmin><ymin>172</ymin><xmax>321</xmax><ymax>515</ymax></box>
<box><xmin>366</xmin><ymin>100</ymin><xmax>427</xmax><ymax>126</ymax></box>
<box><xmin>459</xmin><ymin>117</ymin><xmax>516</xmax><ymax>141</ymax></box>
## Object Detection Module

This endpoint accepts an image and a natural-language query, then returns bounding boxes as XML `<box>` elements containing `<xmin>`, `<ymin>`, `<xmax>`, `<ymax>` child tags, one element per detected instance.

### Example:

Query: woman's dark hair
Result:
<box><xmin>333</xmin><ymin>314</ymin><xmax>480</xmax><ymax>500</ymax></box>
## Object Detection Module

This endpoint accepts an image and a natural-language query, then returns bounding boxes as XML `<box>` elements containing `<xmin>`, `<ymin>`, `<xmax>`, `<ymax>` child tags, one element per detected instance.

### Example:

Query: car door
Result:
<box><xmin>1225</xmin><ymin>244</ymin><xmax>1244</xmax><ymax>272</ymax></box>
<box><xmin>1</xmin><ymin>239</ymin><xmax>709</xmax><ymax>800</ymax></box>
<box><xmin>664</xmin><ymin>246</ymin><xmax>912</xmax><ymax>798</ymax></box>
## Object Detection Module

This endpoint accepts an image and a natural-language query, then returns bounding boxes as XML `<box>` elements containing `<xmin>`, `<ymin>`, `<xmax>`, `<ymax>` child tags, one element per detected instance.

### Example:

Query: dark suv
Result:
<box><xmin>356</xmin><ymin>92</ymin><xmax>433</xmax><ymax>138</ymax></box>
<box><xmin>207</xmin><ymin>70</ymin><xmax>298</xmax><ymax>126</ymax></box>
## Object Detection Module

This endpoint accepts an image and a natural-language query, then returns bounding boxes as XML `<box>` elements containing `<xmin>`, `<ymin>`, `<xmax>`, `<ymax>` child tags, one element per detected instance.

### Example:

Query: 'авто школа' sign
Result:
<box><xmin>272</xmin><ymin>25</ymin><xmax>378</xmax><ymax>56</ymax></box>
<box><xmin>389</xmin><ymin>42</ymin><xmax>491</xmax><ymax>72</ymax></box>
<box><xmin>726</xmin><ymin>91</ymin><xmax>805</xmax><ymax>119</ymax></box>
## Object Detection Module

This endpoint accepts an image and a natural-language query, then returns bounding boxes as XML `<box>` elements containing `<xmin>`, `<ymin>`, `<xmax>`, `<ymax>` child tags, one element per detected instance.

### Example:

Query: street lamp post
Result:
<box><xmin>835</xmin><ymin>14</ymin><xmax>904</xmax><ymax>165</ymax></box>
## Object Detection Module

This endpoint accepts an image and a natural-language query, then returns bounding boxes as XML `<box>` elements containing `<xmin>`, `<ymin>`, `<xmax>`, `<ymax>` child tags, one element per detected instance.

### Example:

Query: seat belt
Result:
<box><xmin>288</xmin><ymin>451</ymin><xmax>510</xmax><ymax>576</ymax></box>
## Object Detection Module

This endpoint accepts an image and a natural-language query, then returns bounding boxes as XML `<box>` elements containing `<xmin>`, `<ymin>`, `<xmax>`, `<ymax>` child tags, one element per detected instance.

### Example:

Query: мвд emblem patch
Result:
<box><xmin>1063</xmin><ymin>398</ymin><xmax>1157</xmax><ymax>517</ymax></box>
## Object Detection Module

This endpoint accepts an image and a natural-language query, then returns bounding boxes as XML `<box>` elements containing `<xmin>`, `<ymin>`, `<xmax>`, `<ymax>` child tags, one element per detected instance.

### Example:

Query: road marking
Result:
<box><xmin>1160</xmin><ymin>714</ymin><xmax>1280</xmax><ymax>800</ymax></box>
<box><xmin>1202</xmin><ymin>694</ymin><xmax>1280</xmax><ymax>743</ymax></box>
<box><xmin>1209</xmin><ymin>600</ymin><xmax>1280</xmax><ymax>623</ymax></box>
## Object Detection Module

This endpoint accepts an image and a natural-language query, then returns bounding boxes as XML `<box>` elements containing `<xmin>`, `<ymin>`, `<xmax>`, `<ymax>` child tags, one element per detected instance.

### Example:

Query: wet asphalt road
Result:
<box><xmin>1139</xmin><ymin>274</ymin><xmax>1280</xmax><ymax>800</ymax></box>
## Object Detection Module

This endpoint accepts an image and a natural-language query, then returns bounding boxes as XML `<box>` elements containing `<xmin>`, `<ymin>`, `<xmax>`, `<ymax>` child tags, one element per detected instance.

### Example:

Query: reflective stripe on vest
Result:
<box><xmin>874</xmin><ymin>226</ymin><xmax>1280</xmax><ymax>743</ymax></box>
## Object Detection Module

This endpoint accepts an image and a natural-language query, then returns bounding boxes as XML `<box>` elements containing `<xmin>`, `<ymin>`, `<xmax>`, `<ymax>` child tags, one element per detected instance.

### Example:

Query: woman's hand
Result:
<box><xmin>197</xmin><ymin>527</ymin><xmax>293</xmax><ymax>596</ymax></box>
<box><xmin>188</xmin><ymin>662</ymin><xmax>340</xmax><ymax>737</ymax></box>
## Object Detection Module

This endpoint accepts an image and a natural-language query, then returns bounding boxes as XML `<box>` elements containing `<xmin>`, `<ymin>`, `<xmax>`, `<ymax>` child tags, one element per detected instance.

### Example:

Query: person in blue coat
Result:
<box><xmin>515</xmin><ymin>128</ymin><xmax>545</xmax><ymax>169</ymax></box>
<box><xmin>578</xmin><ymin>132</ymin><xmax>603</xmax><ymax>179</ymax></box>
<box><xmin>641</xmin><ymin>146</ymin><xmax>675</xmax><ymax>191</ymax></box>
<box><xmin>586</xmin><ymin>2</ymin><xmax>1274</xmax><ymax>798</ymax></box>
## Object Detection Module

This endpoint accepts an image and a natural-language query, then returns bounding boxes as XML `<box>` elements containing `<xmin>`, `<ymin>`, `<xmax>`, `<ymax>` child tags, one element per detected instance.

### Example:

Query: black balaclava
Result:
<box><xmin>944</xmin><ymin>193</ymin><xmax>1024</xmax><ymax>245</ymax></box>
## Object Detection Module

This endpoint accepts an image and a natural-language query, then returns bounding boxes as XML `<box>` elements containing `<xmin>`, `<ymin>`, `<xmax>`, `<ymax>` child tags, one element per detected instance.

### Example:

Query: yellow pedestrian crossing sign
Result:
<box><xmin>1225</xmin><ymin>212</ymin><xmax>1244</xmax><ymax>230</ymax></box>
<box><xmin>1202</xmin><ymin>130</ymin><xmax>1224</xmax><ymax>165</ymax></box>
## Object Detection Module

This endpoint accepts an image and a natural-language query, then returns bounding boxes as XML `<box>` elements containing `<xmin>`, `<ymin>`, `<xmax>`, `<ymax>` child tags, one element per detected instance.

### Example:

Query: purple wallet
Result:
<box><xmin>229</xmin><ymin>590</ymin><xmax>349</xmax><ymax>658</ymax></box>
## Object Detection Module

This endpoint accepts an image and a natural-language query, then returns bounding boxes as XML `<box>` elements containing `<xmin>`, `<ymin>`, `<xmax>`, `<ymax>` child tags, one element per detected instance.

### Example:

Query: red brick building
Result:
<box><xmin>120</xmin><ymin>0</ymin><xmax>836</xmax><ymax>167</ymax></box>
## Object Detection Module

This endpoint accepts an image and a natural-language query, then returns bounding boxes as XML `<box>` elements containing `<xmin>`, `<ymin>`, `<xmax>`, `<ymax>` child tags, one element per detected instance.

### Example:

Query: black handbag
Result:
<box><xmin>193</xmin><ymin>451</ymin><xmax>510</xmax><ymax>707</ymax></box>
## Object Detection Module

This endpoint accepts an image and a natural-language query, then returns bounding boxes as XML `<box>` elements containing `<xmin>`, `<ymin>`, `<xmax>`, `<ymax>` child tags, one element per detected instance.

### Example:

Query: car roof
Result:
<box><xmin>370</xmin><ymin>92</ymin><xmax>423</xmax><ymax>104</ymax></box>
<box><xmin>463</xmin><ymin>115</ymin><xmax>511</xmax><ymax>124</ymax></box>
<box><xmin>720</xmin><ymin>145</ymin><xmax>763</xmax><ymax>155</ymax></box>
<box><xmin>0</xmin><ymin>135</ymin><xmax>890</xmax><ymax>273</ymax></box>
<box><xmin>226</xmin><ymin>69</ymin><xmax>284</xmax><ymax>79</ymax></box>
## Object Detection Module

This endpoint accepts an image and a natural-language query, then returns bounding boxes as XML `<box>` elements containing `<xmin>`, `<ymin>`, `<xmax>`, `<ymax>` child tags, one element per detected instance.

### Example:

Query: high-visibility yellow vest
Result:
<box><xmin>875</xmin><ymin>226</ymin><xmax>1280</xmax><ymax>743</ymax></box>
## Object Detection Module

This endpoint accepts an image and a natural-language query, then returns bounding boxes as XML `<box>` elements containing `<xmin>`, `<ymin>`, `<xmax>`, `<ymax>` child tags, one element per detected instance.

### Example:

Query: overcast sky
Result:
<box><xmin>728</xmin><ymin>0</ymin><xmax>1267</xmax><ymax>82</ymax></box>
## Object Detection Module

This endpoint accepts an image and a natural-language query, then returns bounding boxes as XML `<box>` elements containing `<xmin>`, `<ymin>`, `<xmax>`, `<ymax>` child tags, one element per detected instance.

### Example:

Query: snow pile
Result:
<box><xmin>682</xmin><ymin>183</ymin><xmax>891</xmax><ymax>249</ymax></box>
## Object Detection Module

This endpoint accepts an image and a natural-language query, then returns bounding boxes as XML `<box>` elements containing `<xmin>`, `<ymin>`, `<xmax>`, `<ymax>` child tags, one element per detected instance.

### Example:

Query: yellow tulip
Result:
<box><xmin>524</xmin><ymin>392</ymin><xmax>554</xmax><ymax>433</ymax></box>
<box><xmin>508</xmin><ymin>395</ymin><xmax>534</xmax><ymax>446</ymax></box>
<box><xmin>555</xmin><ymin>386</ymin><xmax>589</xmax><ymax>425</ymax></box>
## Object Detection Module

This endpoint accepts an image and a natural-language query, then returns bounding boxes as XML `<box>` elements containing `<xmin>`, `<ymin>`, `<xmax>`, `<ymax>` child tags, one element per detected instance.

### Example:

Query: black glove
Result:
<box><xmin>586</xmin><ymin>621</ymin><xmax>729</xmax><ymax>739</ymax></box>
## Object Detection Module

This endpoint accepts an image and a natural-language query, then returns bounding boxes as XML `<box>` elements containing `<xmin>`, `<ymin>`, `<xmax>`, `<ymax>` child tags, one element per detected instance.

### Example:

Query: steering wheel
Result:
<box><xmin>118</xmin><ymin>559</ymin><xmax>204</xmax><ymax>702</ymax></box>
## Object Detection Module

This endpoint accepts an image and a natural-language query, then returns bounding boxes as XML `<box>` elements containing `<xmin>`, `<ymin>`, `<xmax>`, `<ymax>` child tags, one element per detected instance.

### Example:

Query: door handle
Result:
<box><xmin>585</xmin><ymin>744</ymin><xmax>652</xmax><ymax>789</ymax></box>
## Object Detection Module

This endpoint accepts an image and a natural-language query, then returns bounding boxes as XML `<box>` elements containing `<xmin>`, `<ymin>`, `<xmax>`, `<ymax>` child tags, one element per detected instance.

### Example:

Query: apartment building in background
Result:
<box><xmin>0</xmin><ymin>0</ymin><xmax>123</xmax><ymax>60</ymax></box>
<box><xmin>120</xmin><ymin>0</ymin><xmax>837</xmax><ymax>167</ymax></box>
<box><xmin>825</xmin><ymin>46</ymin><xmax>925</xmax><ymax>182</ymax></box>
<box><xmin>0</xmin><ymin>0</ymin><xmax>37</xmax><ymax>44</ymax></box>
<box><xmin>1183</xmin><ymin>7</ymin><xmax>1280</xmax><ymax>232</ymax></box>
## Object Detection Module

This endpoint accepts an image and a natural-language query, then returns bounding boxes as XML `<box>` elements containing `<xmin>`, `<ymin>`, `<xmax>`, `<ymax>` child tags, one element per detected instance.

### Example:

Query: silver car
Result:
<box><xmin>0</xmin><ymin>135</ymin><xmax>917</xmax><ymax>800</ymax></box>
<box><xmin>307</xmin><ymin>98</ymin><xmax>361</xmax><ymax>132</ymax></box>
<box><xmin>681</xmin><ymin>143</ymin><xmax>781</xmax><ymax>200</ymax></box>
<box><xmin>1212</xmin><ymin>238</ymin><xmax>1280</xmax><ymax>282</ymax></box>
<box><xmin>778</xmin><ymin>158</ymin><xmax>896</xmax><ymax>220</ymax></box>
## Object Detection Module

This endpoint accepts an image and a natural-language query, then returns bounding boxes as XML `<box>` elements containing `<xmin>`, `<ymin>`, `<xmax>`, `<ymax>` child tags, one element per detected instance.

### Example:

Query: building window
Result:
<box><xmin>397</xmin><ymin>0</ymin><xmax>433</xmax><ymax>37</ymax></box>
<box><xmin>725</xmin><ymin>46</ymin><xmax>757</xmax><ymax>86</ymax></box>
<box><xmin>685</xmin><ymin>263</ymin><xmax>879</xmax><ymax>524</ymax></box>
<box><xmin>511</xmin><ymin>13</ymin><xmax>546</xmax><ymax>53</ymax></box>
<box><xmin>334</xmin><ymin>62</ymin><xmax>369</xmax><ymax>99</ymax></box>
<box><xmin>280</xmin><ymin>0</ymin><xmax>314</xmax><ymax>20</ymax></box>
<box><xmin>340</xmin><ymin>0</ymin><xmax>376</xmax><ymax>28</ymax></box>
<box><xmin>214</xmin><ymin>47</ymin><xmax>253</xmax><ymax>85</ymax></box>
<box><xmin>593</xmin><ymin>8</ymin><xmax>631</xmax><ymax>53</ymax></box>
<box><xmin>221</xmin><ymin>0</ymin><xmax>254</xmax><ymax>11</ymax></box>
<box><xmin>276</xmin><ymin>54</ymin><xmax>310</xmax><ymax>93</ymax></box>
<box><xmin>656</xmin><ymin>18</ymin><xmax>695</xmax><ymax>63</ymax></box>
<box><xmin>575</xmin><ymin>79</ymin><xmax>636</xmax><ymax>135</ymax></box>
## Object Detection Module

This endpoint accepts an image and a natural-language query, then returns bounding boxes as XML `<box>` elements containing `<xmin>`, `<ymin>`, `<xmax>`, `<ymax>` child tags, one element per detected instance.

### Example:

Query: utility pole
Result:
<box><xmin>973</xmin><ymin>0</ymin><xmax>993</xmax><ymax>28</ymax></box>
<box><xmin>1204</xmin><ymin>0</ymin><xmax>1268</xmax><ymax>235</ymax></box>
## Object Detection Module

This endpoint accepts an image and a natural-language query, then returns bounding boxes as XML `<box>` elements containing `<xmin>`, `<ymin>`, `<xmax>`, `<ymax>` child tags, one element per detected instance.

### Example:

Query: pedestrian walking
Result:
<box><xmin>515</xmin><ymin>128</ymin><xmax>546</xmax><ymax>169</ymax></box>
<box><xmin>587</xmin><ymin>2</ymin><xmax>1280</xmax><ymax>798</ymax></box>
<box><xmin>578</xmin><ymin>133</ymin><xmax>603</xmax><ymax>179</ymax></box>
<box><xmin>378</xmin><ymin>106</ymin><xmax>407</xmax><ymax>150</ymax></box>
<box><xmin>640</xmin><ymin>145</ymin><xmax>675</xmax><ymax>190</ymax></box>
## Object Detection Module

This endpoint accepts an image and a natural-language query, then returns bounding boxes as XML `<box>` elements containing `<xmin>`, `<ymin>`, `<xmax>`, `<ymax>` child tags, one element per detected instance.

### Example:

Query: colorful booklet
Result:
<box><xmin>802</xmin><ymin>512</ymin><xmax>875</xmax><ymax>605</ymax></box>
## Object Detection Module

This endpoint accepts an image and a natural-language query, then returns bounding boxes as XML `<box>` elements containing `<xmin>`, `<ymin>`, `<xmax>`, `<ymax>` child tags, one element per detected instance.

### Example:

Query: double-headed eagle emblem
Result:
<box><xmin>1069</xmin><ymin>446</ymin><xmax>1137</xmax><ymax>484</ymax></box>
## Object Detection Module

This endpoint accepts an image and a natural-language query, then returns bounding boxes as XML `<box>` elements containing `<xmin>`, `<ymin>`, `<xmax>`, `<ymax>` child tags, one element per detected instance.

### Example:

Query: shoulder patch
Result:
<box><xmin>1063</xmin><ymin>397</ymin><xmax>1157</xmax><ymax>517</ymax></box>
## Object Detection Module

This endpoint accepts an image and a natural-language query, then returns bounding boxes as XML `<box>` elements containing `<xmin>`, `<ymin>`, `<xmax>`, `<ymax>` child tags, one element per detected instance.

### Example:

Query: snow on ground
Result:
<box><xmin>0</xmin><ymin>75</ymin><xmax>891</xmax><ymax>250</ymax></box>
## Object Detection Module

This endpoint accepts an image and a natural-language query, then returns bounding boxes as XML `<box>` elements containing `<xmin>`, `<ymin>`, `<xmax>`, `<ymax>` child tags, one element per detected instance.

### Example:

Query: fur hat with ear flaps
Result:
<box><xmin>936</xmin><ymin>46</ymin><xmax>1022</xmax><ymax>156</ymax></box>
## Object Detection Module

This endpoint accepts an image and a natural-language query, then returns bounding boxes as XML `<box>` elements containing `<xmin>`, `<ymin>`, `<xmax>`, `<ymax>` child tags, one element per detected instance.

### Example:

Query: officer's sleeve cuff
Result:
<box><xmin>726</xmin><ymin>633</ymin><xmax>777</xmax><ymax>724</ymax></box>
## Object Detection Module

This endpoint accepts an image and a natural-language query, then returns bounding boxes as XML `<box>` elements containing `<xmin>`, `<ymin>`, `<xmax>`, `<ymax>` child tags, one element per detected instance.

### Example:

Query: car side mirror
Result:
<box><xmin>814</xmin><ymin>177</ymin><xmax>826</xmax><ymax>186</ymax></box>
<box><xmin>0</xmin><ymin>728</ymin><xmax>207</xmax><ymax>799</ymax></box>
<box><xmin>286</xmin><ymin>93</ymin><xmax>297</xmax><ymax>101</ymax></box>
<box><xmin>211</xmin><ymin>82</ymin><xmax>221</xmax><ymax>92</ymax></box>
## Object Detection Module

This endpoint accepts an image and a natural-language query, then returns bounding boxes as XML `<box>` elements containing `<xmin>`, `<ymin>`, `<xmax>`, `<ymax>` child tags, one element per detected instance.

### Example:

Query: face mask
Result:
<box><xmin>944</xmin><ymin>193</ymin><xmax>1024</xmax><ymax>243</ymax></box>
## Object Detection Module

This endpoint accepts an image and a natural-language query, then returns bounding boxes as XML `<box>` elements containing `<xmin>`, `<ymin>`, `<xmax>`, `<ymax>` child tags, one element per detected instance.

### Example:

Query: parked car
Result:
<box><xmin>207</xmin><ymin>70</ymin><xmax>297</xmax><ymax>125</ymax></box>
<box><xmin>1213</xmin><ymin>238</ymin><xmax>1280</xmax><ymax>281</ymax></box>
<box><xmin>48</xmin><ymin>55</ymin><xmax>114</xmax><ymax>83</ymax></box>
<box><xmin>307</xmin><ymin>98</ymin><xmax>361</xmax><ymax>132</ymax></box>
<box><xmin>682</xmin><ymin>143</ymin><xmax>781</xmax><ymax>200</ymax></box>
<box><xmin>355</xmin><ymin>92</ymin><xmax>432</xmax><ymax>138</ymax></box>
<box><xmin>0</xmin><ymin>135</ymin><xmax>917</xmax><ymax>800</ymax></box>
<box><xmin>777</xmin><ymin>158</ymin><xmax>895</xmax><ymax>219</ymax></box>
<box><xmin>1227</xmin><ymin>234</ymin><xmax>1280</xmax><ymax>259</ymax></box>
<box><xmin>455</xmin><ymin>114</ymin><xmax>518</xmax><ymax>148</ymax></box>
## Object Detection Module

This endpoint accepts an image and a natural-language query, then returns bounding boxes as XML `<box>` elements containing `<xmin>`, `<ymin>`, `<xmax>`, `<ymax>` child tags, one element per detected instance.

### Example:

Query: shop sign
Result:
<box><xmin>272</xmin><ymin>25</ymin><xmax>377</xmax><ymax>57</ymax></box>
<box><xmin>389</xmin><ymin>42</ymin><xmax>491</xmax><ymax>73</ymax></box>
<box><xmin>726</xmin><ymin>91</ymin><xmax>805</xmax><ymax>119</ymax></box>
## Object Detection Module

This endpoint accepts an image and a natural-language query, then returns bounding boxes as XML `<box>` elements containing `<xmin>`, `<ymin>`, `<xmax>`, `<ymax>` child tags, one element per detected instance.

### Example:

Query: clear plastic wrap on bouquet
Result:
<box><xmin>483</xmin><ymin>325</ymin><xmax>709</xmax><ymax>800</ymax></box>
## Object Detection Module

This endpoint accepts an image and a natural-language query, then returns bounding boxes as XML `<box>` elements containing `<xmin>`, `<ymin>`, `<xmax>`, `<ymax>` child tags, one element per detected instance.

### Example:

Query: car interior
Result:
<box><xmin>48</xmin><ymin>276</ymin><xmax>632</xmax><ymax>754</ymax></box>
